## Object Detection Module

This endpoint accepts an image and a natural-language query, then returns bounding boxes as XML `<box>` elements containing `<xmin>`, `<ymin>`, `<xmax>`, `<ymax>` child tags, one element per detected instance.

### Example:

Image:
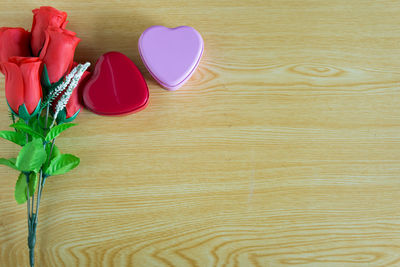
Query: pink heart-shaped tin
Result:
<box><xmin>138</xmin><ymin>25</ymin><xmax>204</xmax><ymax>91</ymax></box>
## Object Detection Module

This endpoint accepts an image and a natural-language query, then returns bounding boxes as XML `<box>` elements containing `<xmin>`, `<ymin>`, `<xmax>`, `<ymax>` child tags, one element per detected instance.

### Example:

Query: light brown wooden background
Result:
<box><xmin>1</xmin><ymin>0</ymin><xmax>400</xmax><ymax>266</ymax></box>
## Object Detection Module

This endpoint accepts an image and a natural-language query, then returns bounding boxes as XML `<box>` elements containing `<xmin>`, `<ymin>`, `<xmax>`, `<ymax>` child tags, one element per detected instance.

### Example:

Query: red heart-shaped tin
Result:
<box><xmin>82</xmin><ymin>52</ymin><xmax>149</xmax><ymax>116</ymax></box>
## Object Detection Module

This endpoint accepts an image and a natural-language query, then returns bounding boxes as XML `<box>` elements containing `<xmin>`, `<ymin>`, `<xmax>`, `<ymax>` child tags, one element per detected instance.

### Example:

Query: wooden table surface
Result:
<box><xmin>1</xmin><ymin>1</ymin><xmax>400</xmax><ymax>266</ymax></box>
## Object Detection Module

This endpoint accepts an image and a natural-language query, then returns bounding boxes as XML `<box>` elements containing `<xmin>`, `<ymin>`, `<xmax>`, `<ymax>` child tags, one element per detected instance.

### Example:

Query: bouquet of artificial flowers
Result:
<box><xmin>0</xmin><ymin>7</ymin><xmax>89</xmax><ymax>267</ymax></box>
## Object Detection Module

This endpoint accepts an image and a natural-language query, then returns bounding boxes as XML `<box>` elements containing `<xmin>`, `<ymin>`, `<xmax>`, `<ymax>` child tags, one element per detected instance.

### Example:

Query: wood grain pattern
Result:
<box><xmin>1</xmin><ymin>0</ymin><xmax>400</xmax><ymax>266</ymax></box>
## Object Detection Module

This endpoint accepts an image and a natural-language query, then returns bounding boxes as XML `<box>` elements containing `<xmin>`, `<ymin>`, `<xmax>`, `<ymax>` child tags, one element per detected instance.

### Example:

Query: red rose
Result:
<box><xmin>0</xmin><ymin>57</ymin><xmax>42</xmax><ymax>120</ymax></box>
<box><xmin>39</xmin><ymin>26</ymin><xmax>80</xmax><ymax>84</ymax></box>
<box><xmin>30</xmin><ymin>6</ymin><xmax>67</xmax><ymax>56</ymax></box>
<box><xmin>0</xmin><ymin>27</ymin><xmax>31</xmax><ymax>65</ymax></box>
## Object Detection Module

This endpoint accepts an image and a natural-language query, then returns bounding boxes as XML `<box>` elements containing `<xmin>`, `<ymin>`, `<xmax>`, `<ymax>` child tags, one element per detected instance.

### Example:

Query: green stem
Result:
<box><xmin>11</xmin><ymin>113</ymin><xmax>16</xmax><ymax>125</ymax></box>
<box><xmin>45</xmin><ymin>104</ymin><xmax>50</xmax><ymax>131</ymax></box>
<box><xmin>49</xmin><ymin>139</ymin><xmax>55</xmax><ymax>159</ymax></box>
<box><xmin>27</xmin><ymin>102</ymin><xmax>54</xmax><ymax>267</ymax></box>
<box><xmin>35</xmin><ymin>170</ymin><xmax>45</xmax><ymax>225</ymax></box>
<box><xmin>27</xmin><ymin>103</ymin><xmax>52</xmax><ymax>266</ymax></box>
<box><xmin>21</xmin><ymin>117</ymin><xmax>38</xmax><ymax>267</ymax></box>
<box><xmin>35</xmin><ymin>102</ymin><xmax>51</xmax><ymax>222</ymax></box>
<box><xmin>31</xmin><ymin>173</ymin><xmax>34</xmax><ymax>218</ymax></box>
<box><xmin>29</xmin><ymin>246</ymin><xmax>34</xmax><ymax>267</ymax></box>
<box><xmin>25</xmin><ymin>172</ymin><xmax>35</xmax><ymax>267</ymax></box>
<box><xmin>28</xmin><ymin>220</ymin><xmax>36</xmax><ymax>267</ymax></box>
<box><xmin>36</xmin><ymin>139</ymin><xmax>54</xmax><ymax>216</ymax></box>
<box><xmin>25</xmin><ymin>173</ymin><xmax>31</xmax><ymax>230</ymax></box>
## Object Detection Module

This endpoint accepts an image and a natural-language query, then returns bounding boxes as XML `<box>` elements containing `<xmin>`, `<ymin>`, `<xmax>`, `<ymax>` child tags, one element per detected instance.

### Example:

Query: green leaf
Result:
<box><xmin>18</xmin><ymin>104</ymin><xmax>31</xmax><ymax>122</ymax></box>
<box><xmin>56</xmin><ymin>108</ymin><xmax>80</xmax><ymax>124</ymax></box>
<box><xmin>42</xmin><ymin>65</ymin><xmax>64</xmax><ymax>97</ymax></box>
<box><xmin>46</xmin><ymin>143</ymin><xmax>60</xmax><ymax>160</ymax></box>
<box><xmin>45</xmin><ymin>154</ymin><xmax>80</xmax><ymax>176</ymax></box>
<box><xmin>30</xmin><ymin>116</ymin><xmax>44</xmax><ymax>135</ymax></box>
<box><xmin>51</xmin><ymin>145</ymin><xmax>60</xmax><ymax>159</ymax></box>
<box><xmin>28</xmin><ymin>172</ymin><xmax>38</xmax><ymax>196</ymax></box>
<box><xmin>0</xmin><ymin>130</ymin><xmax>26</xmax><ymax>146</ymax></box>
<box><xmin>44</xmin><ymin>143</ymin><xmax>60</xmax><ymax>167</ymax></box>
<box><xmin>45</xmin><ymin>123</ymin><xmax>77</xmax><ymax>141</ymax></box>
<box><xmin>15</xmin><ymin>173</ymin><xmax>27</xmax><ymax>204</ymax></box>
<box><xmin>14</xmin><ymin>172</ymin><xmax>36</xmax><ymax>204</ymax></box>
<box><xmin>10</xmin><ymin>121</ymin><xmax>44</xmax><ymax>139</ymax></box>
<box><xmin>0</xmin><ymin>158</ymin><xmax>19</xmax><ymax>171</ymax></box>
<box><xmin>15</xmin><ymin>138</ymin><xmax>47</xmax><ymax>172</ymax></box>
<box><xmin>41</xmin><ymin>64</ymin><xmax>51</xmax><ymax>89</ymax></box>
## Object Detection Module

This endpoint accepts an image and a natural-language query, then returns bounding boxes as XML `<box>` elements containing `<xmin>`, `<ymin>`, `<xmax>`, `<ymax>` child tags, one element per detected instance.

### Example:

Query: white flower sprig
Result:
<box><xmin>50</xmin><ymin>62</ymin><xmax>90</xmax><ymax>127</ymax></box>
<box><xmin>46</xmin><ymin>66</ymin><xmax>79</xmax><ymax>106</ymax></box>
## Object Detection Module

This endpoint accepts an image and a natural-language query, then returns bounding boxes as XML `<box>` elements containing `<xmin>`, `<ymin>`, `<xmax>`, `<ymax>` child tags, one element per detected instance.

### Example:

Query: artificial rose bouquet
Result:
<box><xmin>0</xmin><ymin>7</ymin><xmax>89</xmax><ymax>267</ymax></box>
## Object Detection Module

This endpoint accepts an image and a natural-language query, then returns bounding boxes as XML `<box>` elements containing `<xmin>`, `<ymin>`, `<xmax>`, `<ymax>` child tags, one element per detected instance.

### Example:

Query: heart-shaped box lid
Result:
<box><xmin>138</xmin><ymin>25</ymin><xmax>204</xmax><ymax>90</ymax></box>
<box><xmin>82</xmin><ymin>52</ymin><xmax>149</xmax><ymax>116</ymax></box>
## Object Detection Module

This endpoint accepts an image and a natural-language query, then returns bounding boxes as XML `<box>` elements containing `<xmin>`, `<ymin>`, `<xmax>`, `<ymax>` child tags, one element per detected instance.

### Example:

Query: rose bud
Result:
<box><xmin>0</xmin><ymin>28</ymin><xmax>31</xmax><ymax>70</ymax></box>
<box><xmin>31</xmin><ymin>6</ymin><xmax>68</xmax><ymax>56</ymax></box>
<box><xmin>0</xmin><ymin>57</ymin><xmax>43</xmax><ymax>121</ymax></box>
<box><xmin>39</xmin><ymin>26</ymin><xmax>80</xmax><ymax>84</ymax></box>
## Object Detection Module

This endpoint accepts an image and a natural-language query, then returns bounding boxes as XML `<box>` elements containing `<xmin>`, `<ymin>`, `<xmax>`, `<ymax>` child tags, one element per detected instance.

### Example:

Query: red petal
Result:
<box><xmin>0</xmin><ymin>28</ymin><xmax>31</xmax><ymax>64</ymax></box>
<box><xmin>39</xmin><ymin>27</ymin><xmax>80</xmax><ymax>83</ymax></box>
<box><xmin>0</xmin><ymin>61</ymin><xmax>24</xmax><ymax>113</ymax></box>
<box><xmin>31</xmin><ymin>6</ymin><xmax>67</xmax><ymax>56</ymax></box>
<box><xmin>6</xmin><ymin>57</ymin><xmax>43</xmax><ymax>114</ymax></box>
